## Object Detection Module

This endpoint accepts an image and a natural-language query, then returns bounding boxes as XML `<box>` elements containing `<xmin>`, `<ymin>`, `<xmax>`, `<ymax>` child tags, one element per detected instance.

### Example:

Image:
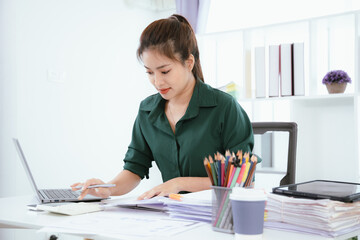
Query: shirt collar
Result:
<box><xmin>184</xmin><ymin>79</ymin><xmax>217</xmax><ymax>120</ymax></box>
<box><xmin>196</xmin><ymin>79</ymin><xmax>218</xmax><ymax>107</ymax></box>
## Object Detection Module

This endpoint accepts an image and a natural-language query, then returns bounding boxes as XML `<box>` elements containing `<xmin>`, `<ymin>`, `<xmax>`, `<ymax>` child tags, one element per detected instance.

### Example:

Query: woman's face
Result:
<box><xmin>142</xmin><ymin>49</ymin><xmax>195</xmax><ymax>101</ymax></box>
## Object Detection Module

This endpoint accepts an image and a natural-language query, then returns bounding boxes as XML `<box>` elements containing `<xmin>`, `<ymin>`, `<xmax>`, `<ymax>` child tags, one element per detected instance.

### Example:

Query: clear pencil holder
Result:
<box><xmin>211</xmin><ymin>186</ymin><xmax>234</xmax><ymax>234</ymax></box>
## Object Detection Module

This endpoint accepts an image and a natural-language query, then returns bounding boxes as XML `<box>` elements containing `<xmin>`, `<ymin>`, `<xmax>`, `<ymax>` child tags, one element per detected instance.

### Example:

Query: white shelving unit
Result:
<box><xmin>197</xmin><ymin>10</ymin><xmax>360</xmax><ymax>185</ymax></box>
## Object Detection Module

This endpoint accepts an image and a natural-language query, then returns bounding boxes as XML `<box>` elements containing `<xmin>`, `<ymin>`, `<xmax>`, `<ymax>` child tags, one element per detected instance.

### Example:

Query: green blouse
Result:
<box><xmin>123</xmin><ymin>80</ymin><xmax>254</xmax><ymax>182</ymax></box>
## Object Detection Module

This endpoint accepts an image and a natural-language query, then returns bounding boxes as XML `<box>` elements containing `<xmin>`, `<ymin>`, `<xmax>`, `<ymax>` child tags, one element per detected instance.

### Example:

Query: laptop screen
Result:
<box><xmin>13</xmin><ymin>138</ymin><xmax>43</xmax><ymax>200</ymax></box>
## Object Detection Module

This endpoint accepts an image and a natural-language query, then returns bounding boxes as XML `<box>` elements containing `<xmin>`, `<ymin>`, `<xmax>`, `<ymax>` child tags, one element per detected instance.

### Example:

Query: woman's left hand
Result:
<box><xmin>137</xmin><ymin>178</ymin><xmax>180</xmax><ymax>200</ymax></box>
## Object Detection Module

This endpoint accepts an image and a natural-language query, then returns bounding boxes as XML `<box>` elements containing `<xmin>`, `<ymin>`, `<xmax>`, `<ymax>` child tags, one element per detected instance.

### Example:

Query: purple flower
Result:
<box><xmin>322</xmin><ymin>70</ymin><xmax>352</xmax><ymax>84</ymax></box>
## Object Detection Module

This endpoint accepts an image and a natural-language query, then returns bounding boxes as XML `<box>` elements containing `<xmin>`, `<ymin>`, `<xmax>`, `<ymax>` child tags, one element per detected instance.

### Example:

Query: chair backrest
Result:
<box><xmin>252</xmin><ymin>122</ymin><xmax>298</xmax><ymax>186</ymax></box>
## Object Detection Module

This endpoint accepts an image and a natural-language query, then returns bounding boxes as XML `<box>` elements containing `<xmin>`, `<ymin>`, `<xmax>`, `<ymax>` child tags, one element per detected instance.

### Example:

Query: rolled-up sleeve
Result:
<box><xmin>123</xmin><ymin>113</ymin><xmax>153</xmax><ymax>179</ymax></box>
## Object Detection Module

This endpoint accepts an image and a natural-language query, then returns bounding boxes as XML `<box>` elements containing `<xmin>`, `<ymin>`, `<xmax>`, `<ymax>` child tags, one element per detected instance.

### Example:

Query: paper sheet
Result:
<box><xmin>102</xmin><ymin>195</ymin><xmax>167</xmax><ymax>211</ymax></box>
<box><xmin>39</xmin><ymin>207</ymin><xmax>203</xmax><ymax>238</ymax></box>
<box><xmin>36</xmin><ymin>202</ymin><xmax>103</xmax><ymax>215</ymax></box>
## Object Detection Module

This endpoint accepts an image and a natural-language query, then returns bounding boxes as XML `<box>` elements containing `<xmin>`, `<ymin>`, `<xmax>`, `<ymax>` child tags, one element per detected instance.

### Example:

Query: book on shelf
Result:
<box><xmin>280</xmin><ymin>43</ymin><xmax>293</xmax><ymax>96</ymax></box>
<box><xmin>254</xmin><ymin>46</ymin><xmax>266</xmax><ymax>98</ymax></box>
<box><xmin>269</xmin><ymin>45</ymin><xmax>280</xmax><ymax>97</ymax></box>
<box><xmin>253</xmin><ymin>42</ymin><xmax>304</xmax><ymax>99</ymax></box>
<box><xmin>293</xmin><ymin>42</ymin><xmax>305</xmax><ymax>96</ymax></box>
<box><xmin>245</xmin><ymin>49</ymin><xmax>252</xmax><ymax>98</ymax></box>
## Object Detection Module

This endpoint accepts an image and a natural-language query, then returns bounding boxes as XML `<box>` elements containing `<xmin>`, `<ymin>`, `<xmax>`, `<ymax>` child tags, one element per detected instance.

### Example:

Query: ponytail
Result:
<box><xmin>137</xmin><ymin>14</ymin><xmax>204</xmax><ymax>82</ymax></box>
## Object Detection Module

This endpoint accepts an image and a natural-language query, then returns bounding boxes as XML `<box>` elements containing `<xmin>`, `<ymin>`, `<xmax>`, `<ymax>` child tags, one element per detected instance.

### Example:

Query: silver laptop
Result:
<box><xmin>13</xmin><ymin>138</ymin><xmax>106</xmax><ymax>203</ymax></box>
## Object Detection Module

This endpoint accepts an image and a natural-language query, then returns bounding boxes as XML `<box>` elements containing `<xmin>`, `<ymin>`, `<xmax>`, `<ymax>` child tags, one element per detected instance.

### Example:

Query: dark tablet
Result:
<box><xmin>272</xmin><ymin>180</ymin><xmax>360</xmax><ymax>202</ymax></box>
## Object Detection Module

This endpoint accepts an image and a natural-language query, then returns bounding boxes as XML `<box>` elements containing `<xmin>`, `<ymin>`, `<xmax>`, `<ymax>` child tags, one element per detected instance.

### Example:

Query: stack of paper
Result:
<box><xmin>265</xmin><ymin>193</ymin><xmax>360</xmax><ymax>237</ymax></box>
<box><xmin>161</xmin><ymin>190</ymin><xmax>212</xmax><ymax>223</ymax></box>
<box><xmin>102</xmin><ymin>190</ymin><xmax>212</xmax><ymax>223</ymax></box>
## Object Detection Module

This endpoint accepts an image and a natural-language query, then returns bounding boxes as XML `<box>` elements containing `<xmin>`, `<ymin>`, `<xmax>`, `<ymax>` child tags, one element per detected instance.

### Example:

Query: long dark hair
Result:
<box><xmin>137</xmin><ymin>14</ymin><xmax>204</xmax><ymax>82</ymax></box>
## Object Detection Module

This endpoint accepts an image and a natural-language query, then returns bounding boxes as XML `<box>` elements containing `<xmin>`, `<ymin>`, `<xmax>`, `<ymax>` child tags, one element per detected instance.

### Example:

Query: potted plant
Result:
<box><xmin>322</xmin><ymin>70</ymin><xmax>351</xmax><ymax>94</ymax></box>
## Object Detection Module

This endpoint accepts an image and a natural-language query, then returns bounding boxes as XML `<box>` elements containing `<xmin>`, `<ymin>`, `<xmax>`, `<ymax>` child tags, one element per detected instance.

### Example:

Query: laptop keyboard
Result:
<box><xmin>42</xmin><ymin>189</ymin><xmax>80</xmax><ymax>199</ymax></box>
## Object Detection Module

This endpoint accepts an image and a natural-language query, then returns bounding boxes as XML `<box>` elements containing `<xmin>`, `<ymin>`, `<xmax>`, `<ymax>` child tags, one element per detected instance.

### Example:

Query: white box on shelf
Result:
<box><xmin>280</xmin><ymin>43</ymin><xmax>293</xmax><ymax>96</ymax></box>
<box><xmin>255</xmin><ymin>46</ymin><xmax>266</xmax><ymax>98</ymax></box>
<box><xmin>293</xmin><ymin>42</ymin><xmax>305</xmax><ymax>96</ymax></box>
<box><xmin>269</xmin><ymin>45</ymin><xmax>280</xmax><ymax>97</ymax></box>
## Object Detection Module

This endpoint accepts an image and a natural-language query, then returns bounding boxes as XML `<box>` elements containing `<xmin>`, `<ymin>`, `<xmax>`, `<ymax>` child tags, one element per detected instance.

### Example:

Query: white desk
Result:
<box><xmin>0</xmin><ymin>195</ymin><xmax>359</xmax><ymax>240</ymax></box>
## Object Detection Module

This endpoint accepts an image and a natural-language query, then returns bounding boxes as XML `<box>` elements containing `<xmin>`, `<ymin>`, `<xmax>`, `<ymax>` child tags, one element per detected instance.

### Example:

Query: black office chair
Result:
<box><xmin>251</xmin><ymin>122</ymin><xmax>298</xmax><ymax>186</ymax></box>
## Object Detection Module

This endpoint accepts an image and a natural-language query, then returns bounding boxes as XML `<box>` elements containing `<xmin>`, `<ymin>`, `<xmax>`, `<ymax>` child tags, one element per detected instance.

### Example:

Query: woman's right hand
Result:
<box><xmin>71</xmin><ymin>178</ymin><xmax>112</xmax><ymax>200</ymax></box>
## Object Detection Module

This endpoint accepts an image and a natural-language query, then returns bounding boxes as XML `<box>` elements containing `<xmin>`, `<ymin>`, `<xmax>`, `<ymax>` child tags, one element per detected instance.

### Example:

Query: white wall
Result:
<box><xmin>0</xmin><ymin>0</ymin><xmax>175</xmax><ymax>200</ymax></box>
<box><xmin>206</xmin><ymin>0</ymin><xmax>360</xmax><ymax>32</ymax></box>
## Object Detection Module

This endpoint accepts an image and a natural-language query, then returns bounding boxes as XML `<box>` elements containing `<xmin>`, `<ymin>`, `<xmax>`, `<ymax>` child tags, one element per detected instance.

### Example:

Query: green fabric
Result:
<box><xmin>123</xmin><ymin>80</ymin><xmax>255</xmax><ymax>182</ymax></box>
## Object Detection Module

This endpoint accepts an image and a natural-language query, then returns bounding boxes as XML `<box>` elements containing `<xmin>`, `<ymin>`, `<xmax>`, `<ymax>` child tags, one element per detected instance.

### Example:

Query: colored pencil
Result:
<box><xmin>239</xmin><ymin>161</ymin><xmax>251</xmax><ymax>188</ymax></box>
<box><xmin>209</xmin><ymin>155</ymin><xmax>218</xmax><ymax>186</ymax></box>
<box><xmin>224</xmin><ymin>156</ymin><xmax>233</xmax><ymax>186</ymax></box>
<box><xmin>224</xmin><ymin>150</ymin><xmax>230</xmax><ymax>171</ymax></box>
<box><xmin>221</xmin><ymin>158</ymin><xmax>225</xmax><ymax>186</ymax></box>
<box><xmin>203</xmin><ymin>158</ymin><xmax>214</xmax><ymax>186</ymax></box>
<box><xmin>217</xmin><ymin>153</ymin><xmax>221</xmax><ymax>186</ymax></box>
<box><xmin>245</xmin><ymin>155</ymin><xmax>258</xmax><ymax>187</ymax></box>
<box><xmin>226</xmin><ymin>165</ymin><xmax>236</xmax><ymax>188</ymax></box>
<box><xmin>235</xmin><ymin>162</ymin><xmax>247</xmax><ymax>187</ymax></box>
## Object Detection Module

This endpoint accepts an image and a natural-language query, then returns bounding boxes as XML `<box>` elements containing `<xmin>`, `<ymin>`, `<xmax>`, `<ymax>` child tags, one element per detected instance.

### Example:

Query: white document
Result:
<box><xmin>162</xmin><ymin>189</ymin><xmax>212</xmax><ymax>206</ymax></box>
<box><xmin>36</xmin><ymin>202</ymin><xmax>103</xmax><ymax>215</ymax></box>
<box><xmin>103</xmin><ymin>195</ymin><xmax>166</xmax><ymax>211</ymax></box>
<box><xmin>168</xmin><ymin>212</ymin><xmax>212</xmax><ymax>222</ymax></box>
<box><xmin>39</xmin><ymin>207</ymin><xmax>203</xmax><ymax>239</ymax></box>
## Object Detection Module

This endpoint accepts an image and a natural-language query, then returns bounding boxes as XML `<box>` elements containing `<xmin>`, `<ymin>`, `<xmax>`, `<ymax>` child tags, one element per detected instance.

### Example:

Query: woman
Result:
<box><xmin>72</xmin><ymin>14</ymin><xmax>254</xmax><ymax>200</ymax></box>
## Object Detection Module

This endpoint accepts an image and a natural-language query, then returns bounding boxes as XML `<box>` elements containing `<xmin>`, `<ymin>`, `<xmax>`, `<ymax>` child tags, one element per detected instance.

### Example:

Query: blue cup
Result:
<box><xmin>230</xmin><ymin>188</ymin><xmax>267</xmax><ymax>240</ymax></box>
